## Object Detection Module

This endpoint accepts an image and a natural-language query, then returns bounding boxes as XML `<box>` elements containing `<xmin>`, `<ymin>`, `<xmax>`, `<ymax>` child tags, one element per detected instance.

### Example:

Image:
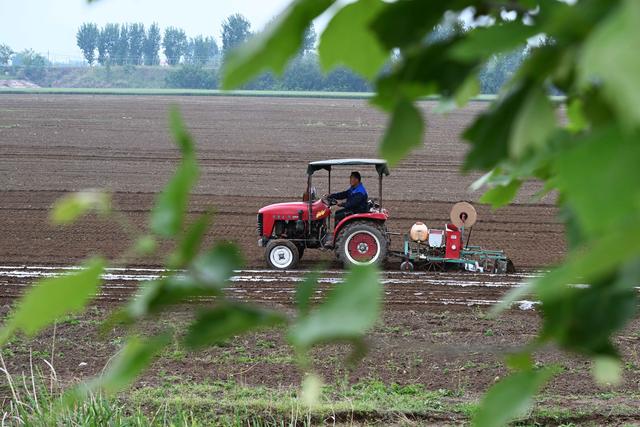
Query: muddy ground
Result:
<box><xmin>2</xmin><ymin>95</ymin><xmax>637</xmax><ymax>424</ymax></box>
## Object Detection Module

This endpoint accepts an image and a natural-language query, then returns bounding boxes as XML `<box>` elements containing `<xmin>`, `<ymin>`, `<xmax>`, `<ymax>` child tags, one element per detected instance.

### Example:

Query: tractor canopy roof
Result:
<box><xmin>307</xmin><ymin>158</ymin><xmax>390</xmax><ymax>176</ymax></box>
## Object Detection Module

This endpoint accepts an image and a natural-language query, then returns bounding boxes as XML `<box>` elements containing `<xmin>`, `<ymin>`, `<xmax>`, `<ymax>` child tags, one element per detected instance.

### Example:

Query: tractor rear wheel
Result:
<box><xmin>335</xmin><ymin>221</ymin><xmax>388</xmax><ymax>268</ymax></box>
<box><xmin>265</xmin><ymin>239</ymin><xmax>299</xmax><ymax>270</ymax></box>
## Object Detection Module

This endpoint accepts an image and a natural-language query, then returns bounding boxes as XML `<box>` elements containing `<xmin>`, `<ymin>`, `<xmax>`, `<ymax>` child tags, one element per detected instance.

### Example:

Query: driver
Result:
<box><xmin>328</xmin><ymin>171</ymin><xmax>368</xmax><ymax>225</ymax></box>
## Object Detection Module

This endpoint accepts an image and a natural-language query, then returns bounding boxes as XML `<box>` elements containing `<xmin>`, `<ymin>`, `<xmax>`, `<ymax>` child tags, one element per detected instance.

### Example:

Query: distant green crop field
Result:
<box><xmin>0</xmin><ymin>88</ymin><xmax>568</xmax><ymax>103</ymax></box>
<box><xmin>0</xmin><ymin>87</ymin><xmax>510</xmax><ymax>101</ymax></box>
<box><xmin>0</xmin><ymin>87</ymin><xmax>374</xmax><ymax>98</ymax></box>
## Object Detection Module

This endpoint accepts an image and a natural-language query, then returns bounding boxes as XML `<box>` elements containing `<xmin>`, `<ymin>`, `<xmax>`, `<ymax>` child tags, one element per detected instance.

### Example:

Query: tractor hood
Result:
<box><xmin>258</xmin><ymin>201</ymin><xmax>308</xmax><ymax>216</ymax></box>
<box><xmin>258</xmin><ymin>200</ymin><xmax>329</xmax><ymax>221</ymax></box>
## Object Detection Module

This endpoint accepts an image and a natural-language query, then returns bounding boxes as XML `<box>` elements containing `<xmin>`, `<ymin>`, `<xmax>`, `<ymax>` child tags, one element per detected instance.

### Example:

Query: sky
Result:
<box><xmin>0</xmin><ymin>0</ymin><xmax>332</xmax><ymax>63</ymax></box>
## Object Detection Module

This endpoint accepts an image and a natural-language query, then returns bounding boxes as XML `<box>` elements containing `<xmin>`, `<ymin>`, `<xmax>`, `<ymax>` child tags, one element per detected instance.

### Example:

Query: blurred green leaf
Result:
<box><xmin>191</xmin><ymin>242</ymin><xmax>243</xmax><ymax>286</ymax></box>
<box><xmin>540</xmin><ymin>259</ymin><xmax>638</xmax><ymax>356</ymax></box>
<box><xmin>454</xmin><ymin>75</ymin><xmax>480</xmax><ymax>107</ymax></box>
<box><xmin>126</xmin><ymin>276</ymin><xmax>218</xmax><ymax>320</ymax></box>
<box><xmin>469</xmin><ymin>169</ymin><xmax>499</xmax><ymax>193</ymax></box>
<box><xmin>74</xmin><ymin>334</ymin><xmax>170</xmax><ymax>398</ymax></box>
<box><xmin>510</xmin><ymin>86</ymin><xmax>556</xmax><ymax>159</ymax></box>
<box><xmin>222</xmin><ymin>0</ymin><xmax>334</xmax><ymax>89</ymax></box>
<box><xmin>289</xmin><ymin>265</ymin><xmax>381</xmax><ymax>350</ymax></box>
<box><xmin>150</xmin><ymin>155</ymin><xmax>198</xmax><ymax>237</ymax></box>
<box><xmin>450</xmin><ymin>21</ymin><xmax>538</xmax><ymax>62</ymax></box>
<box><xmin>381</xmin><ymin>38</ymin><xmax>480</xmax><ymax>105</ymax></box>
<box><xmin>528</xmin><ymin>224</ymin><xmax>640</xmax><ymax>342</ymax></box>
<box><xmin>185</xmin><ymin>304</ymin><xmax>285</xmax><ymax>348</ymax></box>
<box><xmin>380</xmin><ymin>99</ymin><xmax>424</xmax><ymax>167</ymax></box>
<box><xmin>169</xmin><ymin>212</ymin><xmax>212</xmax><ymax>268</ymax></box>
<box><xmin>169</xmin><ymin>107</ymin><xmax>195</xmax><ymax>157</ymax></box>
<box><xmin>51</xmin><ymin>190</ymin><xmax>110</xmax><ymax>225</ymax></box>
<box><xmin>593</xmin><ymin>356</ymin><xmax>622</xmax><ymax>386</ymax></box>
<box><xmin>554</xmin><ymin>126</ymin><xmax>640</xmax><ymax>235</ymax></box>
<box><xmin>0</xmin><ymin>258</ymin><xmax>104</xmax><ymax>342</ymax></box>
<box><xmin>318</xmin><ymin>0</ymin><xmax>387</xmax><ymax>79</ymax></box>
<box><xmin>371</xmin><ymin>0</ymin><xmax>460</xmax><ymax>49</ymax></box>
<box><xmin>133</xmin><ymin>235</ymin><xmax>157</xmax><ymax>256</ymax></box>
<box><xmin>373</xmin><ymin>75</ymin><xmax>435</xmax><ymax>112</ymax></box>
<box><xmin>479</xmin><ymin>179</ymin><xmax>522</xmax><ymax>209</ymax></box>
<box><xmin>579</xmin><ymin>0</ymin><xmax>640</xmax><ymax>126</ymax></box>
<box><xmin>126</xmin><ymin>277</ymin><xmax>208</xmax><ymax>320</ymax></box>
<box><xmin>513</xmin><ymin>43</ymin><xmax>563</xmax><ymax>87</ymax></box>
<box><xmin>579</xmin><ymin>87</ymin><xmax>616</xmax><ymax>127</ymax></box>
<box><xmin>296</xmin><ymin>270</ymin><xmax>320</xmax><ymax>316</ymax></box>
<box><xmin>505</xmin><ymin>352</ymin><xmax>533</xmax><ymax>371</ymax></box>
<box><xmin>150</xmin><ymin>109</ymin><xmax>198</xmax><ymax>237</ymax></box>
<box><xmin>566</xmin><ymin>98</ymin><xmax>588</xmax><ymax>133</ymax></box>
<box><xmin>488</xmin><ymin>280</ymin><xmax>533</xmax><ymax>318</ymax></box>
<box><xmin>541</xmin><ymin>280</ymin><xmax>636</xmax><ymax>356</ymax></box>
<box><xmin>473</xmin><ymin>368</ymin><xmax>556</xmax><ymax>427</ymax></box>
<box><xmin>100</xmin><ymin>334</ymin><xmax>170</xmax><ymax>393</ymax></box>
<box><xmin>463</xmin><ymin>83</ymin><xmax>531</xmax><ymax>171</ymax></box>
<box><xmin>558</xmin><ymin>201</ymin><xmax>586</xmax><ymax>251</ymax></box>
<box><xmin>537</xmin><ymin>0</ymin><xmax>612</xmax><ymax>44</ymax></box>
<box><xmin>126</xmin><ymin>242</ymin><xmax>242</xmax><ymax>319</ymax></box>
<box><xmin>301</xmin><ymin>374</ymin><xmax>323</xmax><ymax>407</ymax></box>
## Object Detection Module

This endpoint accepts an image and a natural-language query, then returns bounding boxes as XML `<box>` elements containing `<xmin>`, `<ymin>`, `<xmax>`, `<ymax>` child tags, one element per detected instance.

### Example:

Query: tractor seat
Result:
<box><xmin>367</xmin><ymin>199</ymin><xmax>381</xmax><ymax>212</ymax></box>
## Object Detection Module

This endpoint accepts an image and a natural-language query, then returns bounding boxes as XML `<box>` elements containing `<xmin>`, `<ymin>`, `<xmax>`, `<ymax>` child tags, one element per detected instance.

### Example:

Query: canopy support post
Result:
<box><xmin>307</xmin><ymin>174</ymin><xmax>312</xmax><ymax>232</ymax></box>
<box><xmin>379</xmin><ymin>174</ymin><xmax>383</xmax><ymax>209</ymax></box>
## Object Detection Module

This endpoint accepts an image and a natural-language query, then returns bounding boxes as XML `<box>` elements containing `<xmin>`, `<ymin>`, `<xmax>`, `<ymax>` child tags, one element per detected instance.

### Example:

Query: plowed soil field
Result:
<box><xmin>0</xmin><ymin>94</ymin><xmax>564</xmax><ymax>269</ymax></box>
<box><xmin>3</xmin><ymin>95</ymin><xmax>637</xmax><ymax>424</ymax></box>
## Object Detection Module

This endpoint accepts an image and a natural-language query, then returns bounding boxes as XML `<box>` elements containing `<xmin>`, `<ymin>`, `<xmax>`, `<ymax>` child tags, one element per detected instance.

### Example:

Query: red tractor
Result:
<box><xmin>257</xmin><ymin>159</ymin><xmax>390</xmax><ymax>269</ymax></box>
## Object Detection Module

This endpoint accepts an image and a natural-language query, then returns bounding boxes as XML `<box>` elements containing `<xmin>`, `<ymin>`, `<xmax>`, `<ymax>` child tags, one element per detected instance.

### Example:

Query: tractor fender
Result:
<box><xmin>332</xmin><ymin>213</ymin><xmax>387</xmax><ymax>244</ymax></box>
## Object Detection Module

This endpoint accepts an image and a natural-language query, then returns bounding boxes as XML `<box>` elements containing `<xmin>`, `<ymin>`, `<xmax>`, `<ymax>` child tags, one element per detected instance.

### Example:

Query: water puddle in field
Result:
<box><xmin>518</xmin><ymin>300</ymin><xmax>538</xmax><ymax>310</ymax></box>
<box><xmin>437</xmin><ymin>298</ymin><xmax>540</xmax><ymax>308</ymax></box>
<box><xmin>0</xmin><ymin>265</ymin><xmax>550</xmax><ymax>309</ymax></box>
<box><xmin>0</xmin><ymin>266</ymin><xmax>528</xmax><ymax>287</ymax></box>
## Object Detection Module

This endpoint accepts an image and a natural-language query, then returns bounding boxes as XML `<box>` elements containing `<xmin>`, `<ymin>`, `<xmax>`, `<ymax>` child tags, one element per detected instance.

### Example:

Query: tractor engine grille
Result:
<box><xmin>257</xmin><ymin>213</ymin><xmax>263</xmax><ymax>236</ymax></box>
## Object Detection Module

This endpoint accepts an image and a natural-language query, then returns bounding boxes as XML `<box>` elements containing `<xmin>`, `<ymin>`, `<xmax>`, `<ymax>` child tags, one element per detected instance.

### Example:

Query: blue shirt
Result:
<box><xmin>330</xmin><ymin>182</ymin><xmax>368</xmax><ymax>213</ymax></box>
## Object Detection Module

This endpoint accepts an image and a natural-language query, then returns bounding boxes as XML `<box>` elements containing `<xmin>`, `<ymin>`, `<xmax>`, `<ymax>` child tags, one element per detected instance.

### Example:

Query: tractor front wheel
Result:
<box><xmin>265</xmin><ymin>239</ymin><xmax>299</xmax><ymax>270</ymax></box>
<box><xmin>336</xmin><ymin>221</ymin><xmax>387</xmax><ymax>268</ymax></box>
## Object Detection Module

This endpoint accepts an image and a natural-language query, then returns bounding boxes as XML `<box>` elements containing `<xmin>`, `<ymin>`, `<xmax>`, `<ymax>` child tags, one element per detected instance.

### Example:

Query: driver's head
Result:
<box><xmin>350</xmin><ymin>171</ymin><xmax>361</xmax><ymax>187</ymax></box>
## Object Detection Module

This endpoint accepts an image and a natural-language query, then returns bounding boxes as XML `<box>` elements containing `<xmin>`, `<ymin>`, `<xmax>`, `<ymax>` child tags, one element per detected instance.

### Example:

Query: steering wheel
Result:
<box><xmin>322</xmin><ymin>196</ymin><xmax>339</xmax><ymax>207</ymax></box>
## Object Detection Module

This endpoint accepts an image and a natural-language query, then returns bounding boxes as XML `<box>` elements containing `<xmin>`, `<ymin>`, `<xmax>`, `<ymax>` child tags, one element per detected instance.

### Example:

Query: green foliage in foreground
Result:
<box><xmin>220</xmin><ymin>0</ymin><xmax>640</xmax><ymax>425</ymax></box>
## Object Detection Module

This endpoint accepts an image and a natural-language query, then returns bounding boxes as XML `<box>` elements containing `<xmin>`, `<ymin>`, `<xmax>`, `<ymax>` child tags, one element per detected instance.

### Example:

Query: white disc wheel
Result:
<box><xmin>265</xmin><ymin>239</ymin><xmax>299</xmax><ymax>270</ymax></box>
<box><xmin>344</xmin><ymin>230</ymin><xmax>382</xmax><ymax>265</ymax></box>
<box><xmin>271</xmin><ymin>245</ymin><xmax>293</xmax><ymax>268</ymax></box>
<box><xmin>336</xmin><ymin>222</ymin><xmax>388</xmax><ymax>268</ymax></box>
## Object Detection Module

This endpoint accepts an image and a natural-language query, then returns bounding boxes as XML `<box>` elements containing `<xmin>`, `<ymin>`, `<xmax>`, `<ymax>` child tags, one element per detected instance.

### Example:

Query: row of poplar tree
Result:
<box><xmin>75</xmin><ymin>14</ymin><xmax>268</xmax><ymax>66</ymax></box>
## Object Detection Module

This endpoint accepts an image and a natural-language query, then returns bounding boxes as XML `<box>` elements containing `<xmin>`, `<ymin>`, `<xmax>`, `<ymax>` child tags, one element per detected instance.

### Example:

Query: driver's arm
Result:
<box><xmin>329</xmin><ymin>189</ymin><xmax>349</xmax><ymax>200</ymax></box>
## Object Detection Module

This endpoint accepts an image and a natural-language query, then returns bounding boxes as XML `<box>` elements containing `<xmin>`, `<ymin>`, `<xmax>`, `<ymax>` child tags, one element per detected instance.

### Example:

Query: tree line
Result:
<box><xmin>0</xmin><ymin>13</ymin><xmax>527</xmax><ymax>94</ymax></box>
<box><xmin>74</xmin><ymin>14</ymin><xmax>311</xmax><ymax>67</ymax></box>
<box><xmin>75</xmin><ymin>22</ymin><xmax>214</xmax><ymax>66</ymax></box>
<box><xmin>0</xmin><ymin>45</ymin><xmax>49</xmax><ymax>82</ymax></box>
